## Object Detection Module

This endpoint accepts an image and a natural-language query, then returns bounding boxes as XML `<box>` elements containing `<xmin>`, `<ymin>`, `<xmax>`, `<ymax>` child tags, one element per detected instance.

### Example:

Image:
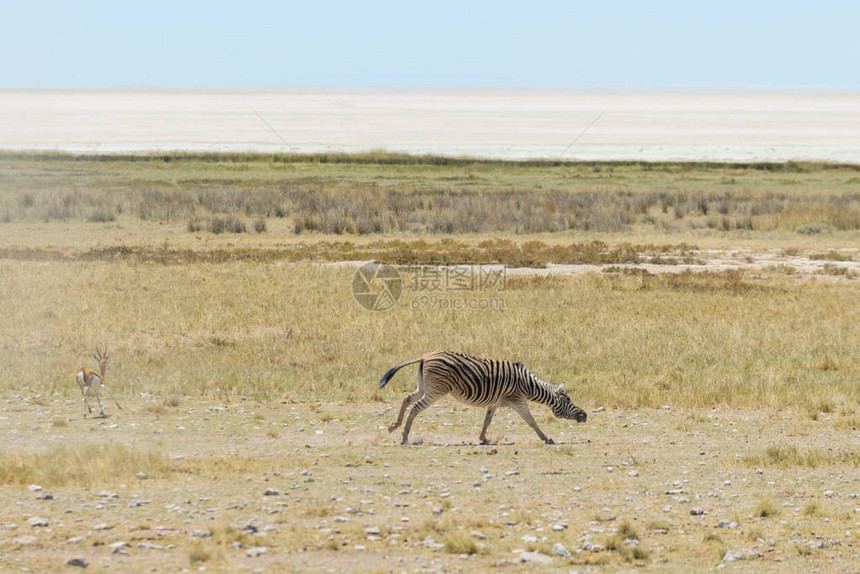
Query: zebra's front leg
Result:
<box><xmin>479</xmin><ymin>408</ymin><xmax>496</xmax><ymax>445</ymax></box>
<box><xmin>510</xmin><ymin>399</ymin><xmax>554</xmax><ymax>444</ymax></box>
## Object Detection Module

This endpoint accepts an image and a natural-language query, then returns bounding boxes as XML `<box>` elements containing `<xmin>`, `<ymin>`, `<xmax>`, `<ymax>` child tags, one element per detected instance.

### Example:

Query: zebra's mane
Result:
<box><xmin>518</xmin><ymin>364</ymin><xmax>560</xmax><ymax>393</ymax></box>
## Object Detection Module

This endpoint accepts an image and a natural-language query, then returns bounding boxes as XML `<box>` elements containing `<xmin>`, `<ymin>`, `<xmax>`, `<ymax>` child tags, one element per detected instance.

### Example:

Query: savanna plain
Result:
<box><xmin>0</xmin><ymin>154</ymin><xmax>859</xmax><ymax>572</ymax></box>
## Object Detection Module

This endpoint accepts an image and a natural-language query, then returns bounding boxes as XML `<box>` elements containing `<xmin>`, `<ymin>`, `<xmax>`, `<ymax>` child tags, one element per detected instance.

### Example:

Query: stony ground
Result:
<box><xmin>1</xmin><ymin>396</ymin><xmax>859</xmax><ymax>573</ymax></box>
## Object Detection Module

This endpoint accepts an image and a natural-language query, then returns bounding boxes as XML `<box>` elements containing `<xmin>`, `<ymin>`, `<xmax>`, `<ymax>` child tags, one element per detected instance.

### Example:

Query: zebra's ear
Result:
<box><xmin>556</xmin><ymin>383</ymin><xmax>565</xmax><ymax>394</ymax></box>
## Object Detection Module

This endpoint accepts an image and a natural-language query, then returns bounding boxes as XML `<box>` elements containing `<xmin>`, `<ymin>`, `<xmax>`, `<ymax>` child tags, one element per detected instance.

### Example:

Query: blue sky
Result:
<box><xmin>1</xmin><ymin>1</ymin><xmax>857</xmax><ymax>88</ymax></box>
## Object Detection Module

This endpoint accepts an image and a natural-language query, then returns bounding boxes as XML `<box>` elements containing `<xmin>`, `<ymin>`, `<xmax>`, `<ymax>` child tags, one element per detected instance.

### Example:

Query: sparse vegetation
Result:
<box><xmin>0</xmin><ymin>154</ymin><xmax>858</xmax><ymax>235</ymax></box>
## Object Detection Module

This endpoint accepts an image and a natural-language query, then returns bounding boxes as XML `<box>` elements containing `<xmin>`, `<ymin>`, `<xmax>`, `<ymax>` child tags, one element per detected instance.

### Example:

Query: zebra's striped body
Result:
<box><xmin>378</xmin><ymin>351</ymin><xmax>587</xmax><ymax>445</ymax></box>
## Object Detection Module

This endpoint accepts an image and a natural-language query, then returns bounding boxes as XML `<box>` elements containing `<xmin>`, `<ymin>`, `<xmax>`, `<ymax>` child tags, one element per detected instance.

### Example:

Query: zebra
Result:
<box><xmin>378</xmin><ymin>351</ymin><xmax>587</xmax><ymax>445</ymax></box>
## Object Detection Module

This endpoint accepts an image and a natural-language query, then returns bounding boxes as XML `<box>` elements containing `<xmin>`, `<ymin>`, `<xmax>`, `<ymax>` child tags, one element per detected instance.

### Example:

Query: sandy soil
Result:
<box><xmin>2</xmin><ymin>397</ymin><xmax>858</xmax><ymax>573</ymax></box>
<box><xmin>1</xmin><ymin>89</ymin><xmax>858</xmax><ymax>162</ymax></box>
<box><xmin>324</xmin><ymin>247</ymin><xmax>860</xmax><ymax>280</ymax></box>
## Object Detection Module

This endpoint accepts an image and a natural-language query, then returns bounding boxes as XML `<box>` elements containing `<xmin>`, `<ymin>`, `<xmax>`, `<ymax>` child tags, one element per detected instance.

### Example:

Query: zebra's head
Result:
<box><xmin>551</xmin><ymin>385</ymin><xmax>587</xmax><ymax>423</ymax></box>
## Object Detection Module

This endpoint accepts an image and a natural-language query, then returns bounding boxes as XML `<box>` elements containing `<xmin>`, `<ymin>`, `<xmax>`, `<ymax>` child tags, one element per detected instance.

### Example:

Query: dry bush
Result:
<box><xmin>2</xmin><ymin>155</ymin><xmax>858</xmax><ymax>235</ymax></box>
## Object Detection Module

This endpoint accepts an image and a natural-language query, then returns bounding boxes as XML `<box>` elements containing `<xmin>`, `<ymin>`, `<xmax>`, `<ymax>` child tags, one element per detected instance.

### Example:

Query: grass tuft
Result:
<box><xmin>443</xmin><ymin>531</ymin><xmax>480</xmax><ymax>555</ymax></box>
<box><xmin>753</xmin><ymin>499</ymin><xmax>778</xmax><ymax>519</ymax></box>
<box><xmin>0</xmin><ymin>444</ymin><xmax>168</xmax><ymax>487</ymax></box>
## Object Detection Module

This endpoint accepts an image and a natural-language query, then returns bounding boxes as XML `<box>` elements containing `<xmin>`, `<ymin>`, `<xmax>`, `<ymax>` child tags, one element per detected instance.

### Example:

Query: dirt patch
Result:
<box><xmin>2</xmin><ymin>398</ymin><xmax>858</xmax><ymax>572</ymax></box>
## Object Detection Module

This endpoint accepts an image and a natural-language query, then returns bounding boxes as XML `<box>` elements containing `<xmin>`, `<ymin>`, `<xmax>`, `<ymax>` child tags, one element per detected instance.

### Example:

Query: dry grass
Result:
<box><xmin>0</xmin><ymin>258</ymin><xmax>857</xmax><ymax>411</ymax></box>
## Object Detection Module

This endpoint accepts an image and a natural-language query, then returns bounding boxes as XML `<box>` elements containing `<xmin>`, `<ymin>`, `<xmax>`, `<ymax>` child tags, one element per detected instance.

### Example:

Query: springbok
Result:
<box><xmin>76</xmin><ymin>348</ymin><xmax>122</xmax><ymax>417</ymax></box>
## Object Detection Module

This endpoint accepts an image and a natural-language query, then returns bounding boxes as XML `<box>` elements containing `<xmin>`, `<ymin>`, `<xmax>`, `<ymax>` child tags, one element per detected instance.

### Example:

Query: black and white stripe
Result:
<box><xmin>378</xmin><ymin>351</ymin><xmax>587</xmax><ymax>445</ymax></box>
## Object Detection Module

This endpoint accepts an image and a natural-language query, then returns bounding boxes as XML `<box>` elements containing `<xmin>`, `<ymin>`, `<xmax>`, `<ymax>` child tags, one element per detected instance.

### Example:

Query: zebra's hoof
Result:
<box><xmin>545</xmin><ymin>438</ymin><xmax>555</xmax><ymax>445</ymax></box>
<box><xmin>387</xmin><ymin>423</ymin><xmax>399</xmax><ymax>433</ymax></box>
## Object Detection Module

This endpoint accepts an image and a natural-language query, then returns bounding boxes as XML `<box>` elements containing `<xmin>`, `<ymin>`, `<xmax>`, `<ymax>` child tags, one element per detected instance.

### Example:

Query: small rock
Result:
<box><xmin>364</xmin><ymin>526</ymin><xmax>382</xmax><ymax>536</ymax></box>
<box><xmin>36</xmin><ymin>491</ymin><xmax>54</xmax><ymax>500</ymax></box>
<box><xmin>333</xmin><ymin>516</ymin><xmax>350</xmax><ymax>523</ymax></box>
<box><xmin>137</xmin><ymin>542</ymin><xmax>172</xmax><ymax>550</ymax></box>
<box><xmin>661</xmin><ymin>405</ymin><xmax>671</xmax><ymax>410</ymax></box>
<box><xmin>606</xmin><ymin>466</ymin><xmax>614</xmax><ymax>473</ymax></box>
<box><xmin>824</xmin><ymin>490</ymin><xmax>836</xmax><ymax>498</ymax></box>
<box><xmin>92</xmin><ymin>523</ymin><xmax>113</xmax><ymax>531</ymax></box>
<box><xmin>98</xmin><ymin>490</ymin><xmax>119</xmax><ymax>499</ymax></box>
<box><xmin>718</xmin><ymin>520</ymin><xmax>738</xmax><ymax>529</ymax></box>
<box><xmin>628</xmin><ymin>470</ymin><xmax>639</xmax><ymax>477</ymax></box>
<box><xmin>28</xmin><ymin>484</ymin><xmax>43</xmax><ymax>491</ymax></box>
<box><xmin>592</xmin><ymin>406</ymin><xmax>606</xmax><ymax>413</ymax></box>
<box><xmin>246</xmin><ymin>546</ymin><xmax>267</xmax><ymax>557</ymax></box>
<box><xmin>521</xmin><ymin>534</ymin><xmax>538</xmax><ymax>543</ymax></box>
<box><xmin>66</xmin><ymin>557</ymin><xmax>89</xmax><ymax>568</ymax></box>
<box><xmin>263</xmin><ymin>488</ymin><xmax>280</xmax><ymax>496</ymax></box>
<box><xmin>582</xmin><ymin>542</ymin><xmax>604</xmax><ymax>552</ymax></box>
<box><xmin>518</xmin><ymin>550</ymin><xmax>554</xmax><ymax>564</ymax></box>
<box><xmin>553</xmin><ymin>542</ymin><xmax>572</xmax><ymax>558</ymax></box>
<box><xmin>28</xmin><ymin>517</ymin><xmax>49</xmax><ymax>527</ymax></box>
<box><xmin>13</xmin><ymin>535</ymin><xmax>39</xmax><ymax>546</ymax></box>
<box><xmin>136</xmin><ymin>472</ymin><xmax>148</xmax><ymax>480</ymax></box>
<box><xmin>690</xmin><ymin>507</ymin><xmax>705</xmax><ymax>516</ymax></box>
<box><xmin>109</xmin><ymin>541</ymin><xmax>128</xmax><ymax>554</ymax></box>
<box><xmin>722</xmin><ymin>550</ymin><xmax>744</xmax><ymax>562</ymax></box>
<box><xmin>755</xmin><ymin>468</ymin><xmax>763</xmax><ymax>475</ymax></box>
<box><xmin>67</xmin><ymin>536</ymin><xmax>86</xmax><ymax>544</ymax></box>
<box><xmin>808</xmin><ymin>540</ymin><xmax>828</xmax><ymax>549</ymax></box>
<box><xmin>551</xmin><ymin>523</ymin><xmax>567</xmax><ymax>531</ymax></box>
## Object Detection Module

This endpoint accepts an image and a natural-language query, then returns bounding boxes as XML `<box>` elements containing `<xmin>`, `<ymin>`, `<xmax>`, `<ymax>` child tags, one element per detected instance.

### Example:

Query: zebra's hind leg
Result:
<box><xmin>389</xmin><ymin>391</ymin><xmax>421</xmax><ymax>432</ymax></box>
<box><xmin>389</xmin><ymin>366</ymin><xmax>426</xmax><ymax>432</ymax></box>
<box><xmin>401</xmin><ymin>393</ymin><xmax>444</xmax><ymax>445</ymax></box>
<box><xmin>479</xmin><ymin>408</ymin><xmax>496</xmax><ymax>445</ymax></box>
<box><xmin>509</xmin><ymin>399</ymin><xmax>553</xmax><ymax>444</ymax></box>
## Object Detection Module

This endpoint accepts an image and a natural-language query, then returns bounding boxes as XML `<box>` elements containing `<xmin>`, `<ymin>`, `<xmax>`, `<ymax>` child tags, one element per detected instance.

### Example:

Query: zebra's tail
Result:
<box><xmin>378</xmin><ymin>357</ymin><xmax>423</xmax><ymax>389</ymax></box>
